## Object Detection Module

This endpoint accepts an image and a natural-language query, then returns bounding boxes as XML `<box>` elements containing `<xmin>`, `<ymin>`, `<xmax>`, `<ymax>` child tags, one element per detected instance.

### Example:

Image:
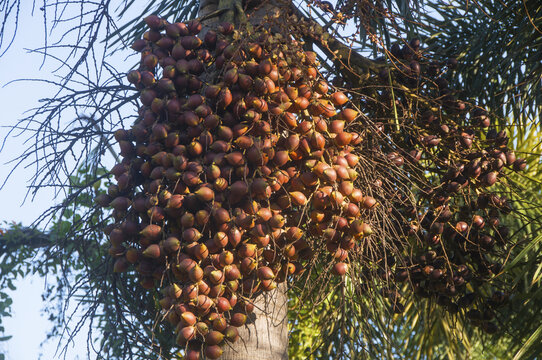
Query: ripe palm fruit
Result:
<box><xmin>331</xmin><ymin>262</ymin><xmax>348</xmax><ymax>276</ymax></box>
<box><xmin>140</xmin><ymin>224</ymin><xmax>162</xmax><ymax>241</ymax></box>
<box><xmin>113</xmin><ymin>258</ymin><xmax>129</xmax><ymax>273</ymax></box>
<box><xmin>204</xmin><ymin>345</ymin><xmax>223</xmax><ymax>359</ymax></box>
<box><xmin>143</xmin><ymin>244</ymin><xmax>161</xmax><ymax>258</ymax></box>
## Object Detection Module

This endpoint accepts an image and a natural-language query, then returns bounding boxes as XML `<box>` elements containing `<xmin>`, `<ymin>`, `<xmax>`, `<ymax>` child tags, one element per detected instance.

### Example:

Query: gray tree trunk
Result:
<box><xmin>221</xmin><ymin>284</ymin><xmax>289</xmax><ymax>360</ymax></box>
<box><xmin>197</xmin><ymin>1</ymin><xmax>289</xmax><ymax>359</ymax></box>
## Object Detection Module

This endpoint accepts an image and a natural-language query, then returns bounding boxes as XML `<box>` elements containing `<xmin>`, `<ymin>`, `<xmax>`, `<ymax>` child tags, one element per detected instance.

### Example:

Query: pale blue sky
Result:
<box><xmin>0</xmin><ymin>2</ymin><xmax>88</xmax><ymax>358</ymax></box>
<box><xmin>0</xmin><ymin>1</ymin><xmax>136</xmax><ymax>358</ymax></box>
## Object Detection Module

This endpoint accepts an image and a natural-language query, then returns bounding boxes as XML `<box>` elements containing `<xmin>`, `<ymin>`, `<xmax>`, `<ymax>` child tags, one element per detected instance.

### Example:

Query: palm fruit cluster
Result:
<box><xmin>97</xmin><ymin>15</ymin><xmax>378</xmax><ymax>359</ymax></box>
<box><xmin>287</xmin><ymin>11</ymin><xmax>527</xmax><ymax>332</ymax></box>
<box><xmin>97</xmin><ymin>10</ymin><xmax>528</xmax><ymax>356</ymax></box>
<box><xmin>363</xmin><ymin>38</ymin><xmax>527</xmax><ymax>332</ymax></box>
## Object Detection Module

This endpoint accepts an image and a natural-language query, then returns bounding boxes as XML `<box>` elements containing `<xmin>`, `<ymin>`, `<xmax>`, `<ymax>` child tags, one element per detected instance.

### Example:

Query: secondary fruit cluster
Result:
<box><xmin>289</xmin><ymin>11</ymin><xmax>526</xmax><ymax>332</ymax></box>
<box><xmin>367</xmin><ymin>38</ymin><xmax>526</xmax><ymax>331</ymax></box>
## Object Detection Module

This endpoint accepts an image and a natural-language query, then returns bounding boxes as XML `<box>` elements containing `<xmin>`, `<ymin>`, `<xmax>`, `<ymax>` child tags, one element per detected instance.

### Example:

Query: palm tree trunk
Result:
<box><xmin>221</xmin><ymin>284</ymin><xmax>289</xmax><ymax>360</ymax></box>
<box><xmin>196</xmin><ymin>1</ymin><xmax>289</xmax><ymax>358</ymax></box>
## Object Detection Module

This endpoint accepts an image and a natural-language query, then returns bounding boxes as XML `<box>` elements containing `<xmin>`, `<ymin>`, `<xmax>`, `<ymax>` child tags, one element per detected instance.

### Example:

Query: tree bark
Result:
<box><xmin>221</xmin><ymin>283</ymin><xmax>289</xmax><ymax>360</ymax></box>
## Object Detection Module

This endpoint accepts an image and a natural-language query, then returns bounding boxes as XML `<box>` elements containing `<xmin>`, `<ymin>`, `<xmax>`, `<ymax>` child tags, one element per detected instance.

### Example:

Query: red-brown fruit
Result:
<box><xmin>140</xmin><ymin>224</ymin><xmax>162</xmax><ymax>241</ymax></box>
<box><xmin>204</xmin><ymin>345</ymin><xmax>223</xmax><ymax>359</ymax></box>
<box><xmin>230</xmin><ymin>312</ymin><xmax>247</xmax><ymax>327</ymax></box>
<box><xmin>143</xmin><ymin>244</ymin><xmax>161</xmax><ymax>258</ymax></box>
<box><xmin>332</xmin><ymin>262</ymin><xmax>348</xmax><ymax>276</ymax></box>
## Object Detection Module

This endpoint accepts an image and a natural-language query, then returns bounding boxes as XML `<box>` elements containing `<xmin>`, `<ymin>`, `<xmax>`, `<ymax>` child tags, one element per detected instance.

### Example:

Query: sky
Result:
<box><xmin>0</xmin><ymin>2</ymin><xmax>137</xmax><ymax>359</ymax></box>
<box><xmin>0</xmin><ymin>8</ymin><xmax>86</xmax><ymax>360</ymax></box>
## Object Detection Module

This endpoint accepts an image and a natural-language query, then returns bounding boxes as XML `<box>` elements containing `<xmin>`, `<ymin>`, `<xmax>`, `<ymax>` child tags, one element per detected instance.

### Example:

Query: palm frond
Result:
<box><xmin>420</xmin><ymin>0</ymin><xmax>542</xmax><ymax>128</ymax></box>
